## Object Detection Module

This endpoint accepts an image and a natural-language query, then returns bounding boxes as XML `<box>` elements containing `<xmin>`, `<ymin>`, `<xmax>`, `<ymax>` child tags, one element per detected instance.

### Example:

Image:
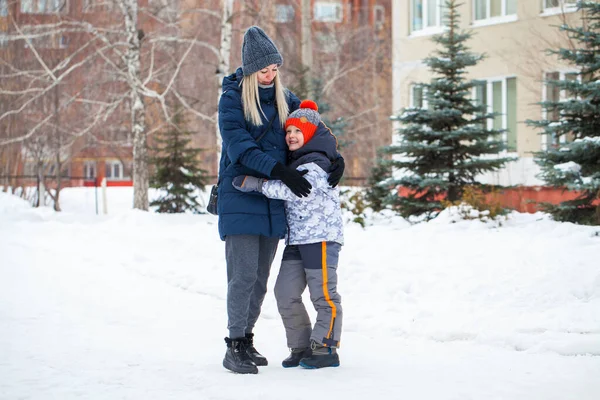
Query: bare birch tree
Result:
<box><xmin>0</xmin><ymin>0</ymin><xmax>226</xmax><ymax>210</ymax></box>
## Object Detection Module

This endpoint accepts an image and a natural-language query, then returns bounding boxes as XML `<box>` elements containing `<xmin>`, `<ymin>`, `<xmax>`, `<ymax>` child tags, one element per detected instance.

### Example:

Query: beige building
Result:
<box><xmin>392</xmin><ymin>0</ymin><xmax>583</xmax><ymax>186</ymax></box>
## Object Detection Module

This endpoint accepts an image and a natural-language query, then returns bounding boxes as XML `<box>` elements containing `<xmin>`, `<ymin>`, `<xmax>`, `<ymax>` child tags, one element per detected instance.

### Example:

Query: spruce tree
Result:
<box><xmin>382</xmin><ymin>0</ymin><xmax>512</xmax><ymax>219</ymax></box>
<box><xmin>364</xmin><ymin>149</ymin><xmax>392</xmax><ymax>212</ymax></box>
<box><xmin>150</xmin><ymin>112</ymin><xmax>208</xmax><ymax>213</ymax></box>
<box><xmin>526</xmin><ymin>1</ymin><xmax>600</xmax><ymax>225</ymax></box>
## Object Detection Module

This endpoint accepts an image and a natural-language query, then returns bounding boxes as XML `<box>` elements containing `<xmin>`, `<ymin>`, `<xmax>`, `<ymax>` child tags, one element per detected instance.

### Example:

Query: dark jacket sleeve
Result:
<box><xmin>218</xmin><ymin>91</ymin><xmax>278</xmax><ymax>176</ymax></box>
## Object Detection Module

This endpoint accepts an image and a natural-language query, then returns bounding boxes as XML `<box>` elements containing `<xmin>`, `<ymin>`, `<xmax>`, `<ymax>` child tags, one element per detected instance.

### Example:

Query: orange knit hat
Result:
<box><xmin>285</xmin><ymin>100</ymin><xmax>321</xmax><ymax>144</ymax></box>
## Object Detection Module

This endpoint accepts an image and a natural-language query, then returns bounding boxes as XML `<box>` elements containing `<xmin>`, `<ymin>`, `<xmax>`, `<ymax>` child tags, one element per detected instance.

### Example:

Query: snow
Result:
<box><xmin>1</xmin><ymin>187</ymin><xmax>599</xmax><ymax>400</ymax></box>
<box><xmin>578</xmin><ymin>136</ymin><xmax>600</xmax><ymax>144</ymax></box>
<box><xmin>554</xmin><ymin>161</ymin><xmax>582</xmax><ymax>174</ymax></box>
<box><xmin>179</xmin><ymin>167</ymin><xmax>191</xmax><ymax>176</ymax></box>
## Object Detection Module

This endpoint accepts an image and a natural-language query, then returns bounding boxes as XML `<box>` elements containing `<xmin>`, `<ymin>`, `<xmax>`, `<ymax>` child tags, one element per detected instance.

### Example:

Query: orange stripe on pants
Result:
<box><xmin>321</xmin><ymin>241</ymin><xmax>337</xmax><ymax>342</ymax></box>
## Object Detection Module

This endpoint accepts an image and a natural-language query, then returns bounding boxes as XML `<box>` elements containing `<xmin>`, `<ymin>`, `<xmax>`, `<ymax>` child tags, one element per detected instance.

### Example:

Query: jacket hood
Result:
<box><xmin>288</xmin><ymin>123</ymin><xmax>338</xmax><ymax>171</ymax></box>
<box><xmin>221</xmin><ymin>67</ymin><xmax>244</xmax><ymax>93</ymax></box>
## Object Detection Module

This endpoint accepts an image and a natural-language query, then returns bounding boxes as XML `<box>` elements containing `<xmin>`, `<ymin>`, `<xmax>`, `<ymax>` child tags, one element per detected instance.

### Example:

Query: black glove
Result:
<box><xmin>328</xmin><ymin>156</ymin><xmax>345</xmax><ymax>187</ymax></box>
<box><xmin>270</xmin><ymin>162</ymin><xmax>312</xmax><ymax>197</ymax></box>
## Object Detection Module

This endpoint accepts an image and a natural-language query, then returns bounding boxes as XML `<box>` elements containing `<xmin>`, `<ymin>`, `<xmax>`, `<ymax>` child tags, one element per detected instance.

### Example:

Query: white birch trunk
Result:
<box><xmin>120</xmin><ymin>0</ymin><xmax>148</xmax><ymax>210</ymax></box>
<box><xmin>301</xmin><ymin>0</ymin><xmax>313</xmax><ymax>98</ymax></box>
<box><xmin>215</xmin><ymin>0</ymin><xmax>234</xmax><ymax>172</ymax></box>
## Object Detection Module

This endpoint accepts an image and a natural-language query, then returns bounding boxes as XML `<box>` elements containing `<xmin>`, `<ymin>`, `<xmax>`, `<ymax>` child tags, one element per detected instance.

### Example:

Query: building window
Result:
<box><xmin>23</xmin><ymin>30</ymin><xmax>65</xmax><ymax>50</ymax></box>
<box><xmin>473</xmin><ymin>0</ymin><xmax>517</xmax><ymax>21</ymax></box>
<box><xmin>315</xmin><ymin>32</ymin><xmax>339</xmax><ymax>53</ymax></box>
<box><xmin>47</xmin><ymin>163</ymin><xmax>70</xmax><ymax>177</ymax></box>
<box><xmin>1</xmin><ymin>0</ymin><xmax>8</xmax><ymax>16</ymax></box>
<box><xmin>411</xmin><ymin>0</ymin><xmax>445</xmax><ymax>33</ymax></box>
<box><xmin>59</xmin><ymin>35</ymin><xmax>69</xmax><ymax>49</ymax></box>
<box><xmin>543</xmin><ymin>0</ymin><xmax>577</xmax><ymax>13</ymax></box>
<box><xmin>543</xmin><ymin>71</ymin><xmax>578</xmax><ymax>149</ymax></box>
<box><xmin>105</xmin><ymin>160</ymin><xmax>124</xmax><ymax>180</ymax></box>
<box><xmin>314</xmin><ymin>1</ymin><xmax>343</xmax><ymax>22</ymax></box>
<box><xmin>374</xmin><ymin>5</ymin><xmax>385</xmax><ymax>31</ymax></box>
<box><xmin>84</xmin><ymin>161</ymin><xmax>97</xmax><ymax>180</ymax></box>
<box><xmin>275</xmin><ymin>4</ymin><xmax>295</xmax><ymax>23</ymax></box>
<box><xmin>473</xmin><ymin>81</ymin><xmax>487</xmax><ymax>127</ymax></box>
<box><xmin>473</xmin><ymin>77</ymin><xmax>517</xmax><ymax>152</ymax></box>
<box><xmin>20</xmin><ymin>0</ymin><xmax>32</xmax><ymax>13</ymax></box>
<box><xmin>20</xmin><ymin>0</ymin><xmax>64</xmax><ymax>14</ymax></box>
<box><xmin>410</xmin><ymin>85</ymin><xmax>427</xmax><ymax>109</ymax></box>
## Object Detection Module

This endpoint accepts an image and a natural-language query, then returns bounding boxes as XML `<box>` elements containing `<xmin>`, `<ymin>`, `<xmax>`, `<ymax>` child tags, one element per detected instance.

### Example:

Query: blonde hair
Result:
<box><xmin>240</xmin><ymin>72</ymin><xmax>289</xmax><ymax>128</ymax></box>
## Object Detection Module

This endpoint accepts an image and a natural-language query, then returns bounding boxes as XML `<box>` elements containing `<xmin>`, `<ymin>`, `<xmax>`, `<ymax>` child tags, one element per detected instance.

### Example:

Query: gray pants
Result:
<box><xmin>274</xmin><ymin>242</ymin><xmax>343</xmax><ymax>349</ymax></box>
<box><xmin>225</xmin><ymin>234</ymin><xmax>279</xmax><ymax>339</ymax></box>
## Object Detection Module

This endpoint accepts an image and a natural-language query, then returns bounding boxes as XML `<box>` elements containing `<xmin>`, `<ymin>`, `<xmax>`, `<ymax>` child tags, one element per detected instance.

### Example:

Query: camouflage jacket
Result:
<box><xmin>261</xmin><ymin>162</ymin><xmax>344</xmax><ymax>246</ymax></box>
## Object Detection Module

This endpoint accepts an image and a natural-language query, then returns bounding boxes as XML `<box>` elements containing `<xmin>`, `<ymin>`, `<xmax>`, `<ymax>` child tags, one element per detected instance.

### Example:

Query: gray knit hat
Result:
<box><xmin>241</xmin><ymin>26</ymin><xmax>283</xmax><ymax>76</ymax></box>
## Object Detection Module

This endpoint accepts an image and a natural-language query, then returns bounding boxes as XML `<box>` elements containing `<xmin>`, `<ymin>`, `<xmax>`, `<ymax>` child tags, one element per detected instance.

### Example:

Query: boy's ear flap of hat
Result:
<box><xmin>285</xmin><ymin>100</ymin><xmax>321</xmax><ymax>144</ymax></box>
<box><xmin>241</xmin><ymin>26</ymin><xmax>283</xmax><ymax>76</ymax></box>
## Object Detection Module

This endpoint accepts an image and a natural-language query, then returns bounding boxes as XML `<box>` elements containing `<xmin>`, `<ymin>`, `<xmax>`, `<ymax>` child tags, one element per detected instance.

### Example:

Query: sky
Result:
<box><xmin>1</xmin><ymin>187</ymin><xmax>599</xmax><ymax>400</ymax></box>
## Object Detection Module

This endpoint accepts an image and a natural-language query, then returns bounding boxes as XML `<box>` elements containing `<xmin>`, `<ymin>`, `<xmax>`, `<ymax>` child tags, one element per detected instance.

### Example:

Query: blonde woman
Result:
<box><xmin>217</xmin><ymin>26</ymin><xmax>344</xmax><ymax>374</ymax></box>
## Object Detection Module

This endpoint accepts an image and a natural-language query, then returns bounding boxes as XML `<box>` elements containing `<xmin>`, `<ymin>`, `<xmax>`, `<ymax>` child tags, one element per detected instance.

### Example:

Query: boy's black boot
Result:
<box><xmin>282</xmin><ymin>347</ymin><xmax>312</xmax><ymax>368</ymax></box>
<box><xmin>223</xmin><ymin>337</ymin><xmax>258</xmax><ymax>374</ymax></box>
<box><xmin>299</xmin><ymin>341</ymin><xmax>340</xmax><ymax>369</ymax></box>
<box><xmin>245</xmin><ymin>333</ymin><xmax>268</xmax><ymax>366</ymax></box>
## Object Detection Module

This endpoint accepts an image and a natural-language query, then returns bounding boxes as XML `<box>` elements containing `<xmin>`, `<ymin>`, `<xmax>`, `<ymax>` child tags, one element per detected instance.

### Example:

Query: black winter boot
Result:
<box><xmin>299</xmin><ymin>341</ymin><xmax>340</xmax><ymax>369</ymax></box>
<box><xmin>223</xmin><ymin>337</ymin><xmax>258</xmax><ymax>374</ymax></box>
<box><xmin>245</xmin><ymin>333</ymin><xmax>268</xmax><ymax>366</ymax></box>
<box><xmin>282</xmin><ymin>347</ymin><xmax>312</xmax><ymax>368</ymax></box>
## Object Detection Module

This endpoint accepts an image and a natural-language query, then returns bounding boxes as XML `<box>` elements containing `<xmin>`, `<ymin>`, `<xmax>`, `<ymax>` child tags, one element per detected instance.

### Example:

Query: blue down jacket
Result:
<box><xmin>217</xmin><ymin>67</ymin><xmax>301</xmax><ymax>240</ymax></box>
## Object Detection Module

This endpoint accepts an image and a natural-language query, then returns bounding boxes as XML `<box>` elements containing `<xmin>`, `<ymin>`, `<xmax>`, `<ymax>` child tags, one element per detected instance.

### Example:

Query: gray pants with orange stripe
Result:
<box><xmin>274</xmin><ymin>242</ymin><xmax>343</xmax><ymax>349</ymax></box>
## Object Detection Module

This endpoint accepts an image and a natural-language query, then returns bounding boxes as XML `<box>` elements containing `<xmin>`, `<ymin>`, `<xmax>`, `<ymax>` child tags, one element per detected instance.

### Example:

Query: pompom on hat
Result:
<box><xmin>285</xmin><ymin>100</ymin><xmax>321</xmax><ymax>144</ymax></box>
<box><xmin>241</xmin><ymin>26</ymin><xmax>283</xmax><ymax>76</ymax></box>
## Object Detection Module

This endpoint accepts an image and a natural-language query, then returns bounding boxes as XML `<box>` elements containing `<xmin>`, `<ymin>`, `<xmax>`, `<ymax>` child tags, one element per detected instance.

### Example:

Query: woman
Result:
<box><xmin>217</xmin><ymin>26</ymin><xmax>343</xmax><ymax>374</ymax></box>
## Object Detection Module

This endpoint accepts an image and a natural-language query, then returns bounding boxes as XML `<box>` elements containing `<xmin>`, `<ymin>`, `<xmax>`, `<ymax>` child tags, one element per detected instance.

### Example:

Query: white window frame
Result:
<box><xmin>410</xmin><ymin>0</ymin><xmax>445</xmax><ymax>37</ymax></box>
<box><xmin>541</xmin><ymin>69</ymin><xmax>580</xmax><ymax>150</ymax></box>
<box><xmin>48</xmin><ymin>163</ymin><xmax>69</xmax><ymax>177</ymax></box>
<box><xmin>314</xmin><ymin>1</ymin><xmax>343</xmax><ymax>23</ymax></box>
<box><xmin>105</xmin><ymin>160</ymin><xmax>124</xmax><ymax>180</ymax></box>
<box><xmin>541</xmin><ymin>0</ymin><xmax>577</xmax><ymax>17</ymax></box>
<box><xmin>275</xmin><ymin>4</ymin><xmax>295</xmax><ymax>23</ymax></box>
<box><xmin>410</xmin><ymin>84</ymin><xmax>428</xmax><ymax>109</ymax></box>
<box><xmin>22</xmin><ymin>24</ymin><xmax>67</xmax><ymax>50</ymax></box>
<box><xmin>1</xmin><ymin>0</ymin><xmax>8</xmax><ymax>16</ymax></box>
<box><xmin>83</xmin><ymin>0</ymin><xmax>114</xmax><ymax>12</ymax></box>
<box><xmin>84</xmin><ymin>161</ymin><xmax>97</xmax><ymax>180</ymax></box>
<box><xmin>374</xmin><ymin>5</ymin><xmax>385</xmax><ymax>31</ymax></box>
<box><xmin>20</xmin><ymin>0</ymin><xmax>65</xmax><ymax>14</ymax></box>
<box><xmin>472</xmin><ymin>0</ymin><xmax>518</xmax><ymax>28</ymax></box>
<box><xmin>20</xmin><ymin>0</ymin><xmax>33</xmax><ymax>13</ymax></box>
<box><xmin>59</xmin><ymin>35</ymin><xmax>69</xmax><ymax>49</ymax></box>
<box><xmin>472</xmin><ymin>75</ymin><xmax>518</xmax><ymax>153</ymax></box>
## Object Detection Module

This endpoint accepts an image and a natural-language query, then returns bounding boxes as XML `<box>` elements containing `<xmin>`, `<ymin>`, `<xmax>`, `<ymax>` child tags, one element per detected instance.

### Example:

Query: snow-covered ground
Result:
<box><xmin>1</xmin><ymin>187</ymin><xmax>599</xmax><ymax>400</ymax></box>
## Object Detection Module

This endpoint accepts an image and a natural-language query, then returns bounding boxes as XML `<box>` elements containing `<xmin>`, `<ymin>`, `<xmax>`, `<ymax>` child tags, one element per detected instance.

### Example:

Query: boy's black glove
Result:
<box><xmin>328</xmin><ymin>156</ymin><xmax>345</xmax><ymax>188</ymax></box>
<box><xmin>270</xmin><ymin>162</ymin><xmax>311</xmax><ymax>197</ymax></box>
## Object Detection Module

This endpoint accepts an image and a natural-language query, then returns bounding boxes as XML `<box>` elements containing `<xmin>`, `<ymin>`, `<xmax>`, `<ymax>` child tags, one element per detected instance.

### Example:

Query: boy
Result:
<box><xmin>232</xmin><ymin>100</ymin><xmax>344</xmax><ymax>369</ymax></box>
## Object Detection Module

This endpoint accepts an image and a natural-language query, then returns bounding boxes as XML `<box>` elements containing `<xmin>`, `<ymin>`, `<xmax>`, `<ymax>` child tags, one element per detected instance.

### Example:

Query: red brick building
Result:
<box><xmin>1</xmin><ymin>0</ymin><xmax>393</xmax><ymax>191</ymax></box>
